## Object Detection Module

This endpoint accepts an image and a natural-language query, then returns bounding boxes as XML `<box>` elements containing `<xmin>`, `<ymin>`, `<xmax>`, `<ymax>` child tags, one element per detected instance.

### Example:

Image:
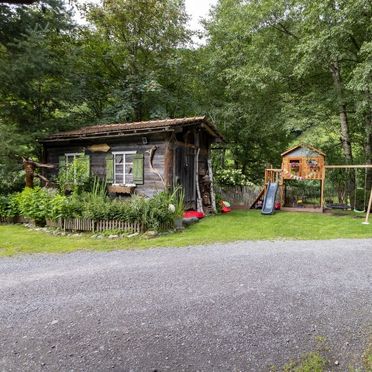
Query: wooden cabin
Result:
<box><xmin>40</xmin><ymin>116</ymin><xmax>224</xmax><ymax>213</ymax></box>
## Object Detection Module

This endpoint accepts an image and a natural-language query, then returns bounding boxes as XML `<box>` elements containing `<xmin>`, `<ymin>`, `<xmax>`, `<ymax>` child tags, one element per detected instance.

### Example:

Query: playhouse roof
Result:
<box><xmin>281</xmin><ymin>144</ymin><xmax>325</xmax><ymax>157</ymax></box>
<box><xmin>41</xmin><ymin>116</ymin><xmax>223</xmax><ymax>143</ymax></box>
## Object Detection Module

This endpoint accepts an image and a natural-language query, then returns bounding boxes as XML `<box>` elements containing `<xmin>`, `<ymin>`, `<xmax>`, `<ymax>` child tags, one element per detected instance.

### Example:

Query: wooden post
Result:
<box><xmin>208</xmin><ymin>158</ymin><xmax>217</xmax><ymax>213</ymax></box>
<box><xmin>362</xmin><ymin>186</ymin><xmax>372</xmax><ymax>225</ymax></box>
<box><xmin>320</xmin><ymin>166</ymin><xmax>326</xmax><ymax>211</ymax></box>
<box><xmin>163</xmin><ymin>141</ymin><xmax>173</xmax><ymax>189</ymax></box>
<box><xmin>195</xmin><ymin>148</ymin><xmax>203</xmax><ymax>212</ymax></box>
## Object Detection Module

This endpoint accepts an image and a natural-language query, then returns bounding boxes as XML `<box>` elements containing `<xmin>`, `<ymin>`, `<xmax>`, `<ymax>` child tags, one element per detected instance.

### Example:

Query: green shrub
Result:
<box><xmin>16</xmin><ymin>187</ymin><xmax>52</xmax><ymax>224</ymax></box>
<box><xmin>127</xmin><ymin>195</ymin><xmax>148</xmax><ymax>224</ymax></box>
<box><xmin>9</xmin><ymin>188</ymin><xmax>179</xmax><ymax>231</ymax></box>
<box><xmin>146</xmin><ymin>192</ymin><xmax>175</xmax><ymax>230</ymax></box>
<box><xmin>215</xmin><ymin>193</ymin><xmax>223</xmax><ymax>213</ymax></box>
<box><xmin>82</xmin><ymin>194</ymin><xmax>109</xmax><ymax>220</ymax></box>
<box><xmin>215</xmin><ymin>169</ymin><xmax>254</xmax><ymax>187</ymax></box>
<box><xmin>0</xmin><ymin>194</ymin><xmax>20</xmax><ymax>218</ymax></box>
<box><xmin>60</xmin><ymin>193</ymin><xmax>84</xmax><ymax>219</ymax></box>
<box><xmin>48</xmin><ymin>194</ymin><xmax>67</xmax><ymax>221</ymax></box>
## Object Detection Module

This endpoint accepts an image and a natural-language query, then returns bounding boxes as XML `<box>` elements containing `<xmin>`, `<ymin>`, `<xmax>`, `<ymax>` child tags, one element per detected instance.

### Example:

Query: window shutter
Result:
<box><xmin>133</xmin><ymin>153</ymin><xmax>144</xmax><ymax>185</ymax></box>
<box><xmin>58</xmin><ymin>155</ymin><xmax>66</xmax><ymax>170</ymax></box>
<box><xmin>105</xmin><ymin>153</ymin><xmax>114</xmax><ymax>183</ymax></box>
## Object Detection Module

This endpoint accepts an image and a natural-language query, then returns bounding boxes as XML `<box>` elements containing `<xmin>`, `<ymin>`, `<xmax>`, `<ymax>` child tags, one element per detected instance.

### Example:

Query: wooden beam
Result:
<box><xmin>363</xmin><ymin>187</ymin><xmax>372</xmax><ymax>225</ymax></box>
<box><xmin>325</xmin><ymin>164</ymin><xmax>372</xmax><ymax>169</ymax></box>
<box><xmin>163</xmin><ymin>141</ymin><xmax>173</xmax><ymax>188</ymax></box>
<box><xmin>40</xmin><ymin>129</ymin><xmax>175</xmax><ymax>143</ymax></box>
<box><xmin>320</xmin><ymin>165</ymin><xmax>326</xmax><ymax>210</ymax></box>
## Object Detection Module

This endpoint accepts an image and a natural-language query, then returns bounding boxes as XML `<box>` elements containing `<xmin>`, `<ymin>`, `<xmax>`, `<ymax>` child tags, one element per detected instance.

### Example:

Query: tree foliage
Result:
<box><xmin>0</xmin><ymin>0</ymin><xmax>370</xmax><ymax>191</ymax></box>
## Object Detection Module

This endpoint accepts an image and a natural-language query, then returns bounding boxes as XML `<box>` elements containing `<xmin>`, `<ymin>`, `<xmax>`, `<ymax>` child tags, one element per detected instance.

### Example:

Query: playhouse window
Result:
<box><xmin>290</xmin><ymin>160</ymin><xmax>300</xmax><ymax>169</ymax></box>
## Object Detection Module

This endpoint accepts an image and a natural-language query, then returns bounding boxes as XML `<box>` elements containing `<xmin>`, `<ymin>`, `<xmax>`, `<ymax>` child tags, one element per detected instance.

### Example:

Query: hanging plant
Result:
<box><xmin>307</xmin><ymin>159</ymin><xmax>318</xmax><ymax>170</ymax></box>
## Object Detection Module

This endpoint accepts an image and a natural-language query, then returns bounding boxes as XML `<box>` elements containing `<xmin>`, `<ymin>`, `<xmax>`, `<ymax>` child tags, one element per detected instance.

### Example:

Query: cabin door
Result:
<box><xmin>175</xmin><ymin>146</ymin><xmax>195</xmax><ymax>209</ymax></box>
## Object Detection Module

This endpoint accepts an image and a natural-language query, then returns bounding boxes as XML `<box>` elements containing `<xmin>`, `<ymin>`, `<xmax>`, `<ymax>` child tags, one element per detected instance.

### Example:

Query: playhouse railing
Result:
<box><xmin>264</xmin><ymin>168</ymin><xmax>282</xmax><ymax>185</ymax></box>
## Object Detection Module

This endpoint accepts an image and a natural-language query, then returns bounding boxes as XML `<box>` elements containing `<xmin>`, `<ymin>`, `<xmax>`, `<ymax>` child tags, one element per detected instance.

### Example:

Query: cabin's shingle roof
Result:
<box><xmin>42</xmin><ymin>116</ymin><xmax>223</xmax><ymax>142</ymax></box>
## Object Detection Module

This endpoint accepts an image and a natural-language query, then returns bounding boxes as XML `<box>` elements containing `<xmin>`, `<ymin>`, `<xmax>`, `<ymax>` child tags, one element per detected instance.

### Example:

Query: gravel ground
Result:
<box><xmin>0</xmin><ymin>239</ymin><xmax>371</xmax><ymax>372</ymax></box>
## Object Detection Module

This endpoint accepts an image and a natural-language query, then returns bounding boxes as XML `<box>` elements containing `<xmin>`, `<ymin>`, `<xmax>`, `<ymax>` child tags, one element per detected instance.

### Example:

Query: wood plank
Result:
<box><xmin>250</xmin><ymin>188</ymin><xmax>265</xmax><ymax>209</ymax></box>
<box><xmin>325</xmin><ymin>164</ymin><xmax>372</xmax><ymax>169</ymax></box>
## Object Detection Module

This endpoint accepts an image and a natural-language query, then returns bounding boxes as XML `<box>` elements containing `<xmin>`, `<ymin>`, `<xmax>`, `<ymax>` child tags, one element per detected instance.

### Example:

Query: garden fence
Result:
<box><xmin>45</xmin><ymin>218</ymin><xmax>173</xmax><ymax>233</ymax></box>
<box><xmin>215</xmin><ymin>185</ymin><xmax>260</xmax><ymax>209</ymax></box>
<box><xmin>2</xmin><ymin>216</ymin><xmax>173</xmax><ymax>233</ymax></box>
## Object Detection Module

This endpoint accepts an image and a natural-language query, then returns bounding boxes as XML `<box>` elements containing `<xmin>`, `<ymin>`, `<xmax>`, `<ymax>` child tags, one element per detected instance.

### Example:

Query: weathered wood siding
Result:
<box><xmin>44</xmin><ymin>134</ymin><xmax>167</xmax><ymax>197</ymax></box>
<box><xmin>43</xmin><ymin>125</ymin><xmax>217</xmax><ymax>210</ymax></box>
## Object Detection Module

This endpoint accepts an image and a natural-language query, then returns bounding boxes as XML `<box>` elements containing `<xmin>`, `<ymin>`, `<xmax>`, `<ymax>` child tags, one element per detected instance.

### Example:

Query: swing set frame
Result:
<box><xmin>257</xmin><ymin>145</ymin><xmax>372</xmax><ymax>224</ymax></box>
<box><xmin>322</xmin><ymin>164</ymin><xmax>372</xmax><ymax>224</ymax></box>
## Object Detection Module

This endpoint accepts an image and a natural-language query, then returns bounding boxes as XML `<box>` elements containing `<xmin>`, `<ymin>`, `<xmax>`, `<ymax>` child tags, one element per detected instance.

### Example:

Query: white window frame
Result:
<box><xmin>112</xmin><ymin>151</ymin><xmax>136</xmax><ymax>185</ymax></box>
<box><xmin>65</xmin><ymin>152</ymin><xmax>83</xmax><ymax>182</ymax></box>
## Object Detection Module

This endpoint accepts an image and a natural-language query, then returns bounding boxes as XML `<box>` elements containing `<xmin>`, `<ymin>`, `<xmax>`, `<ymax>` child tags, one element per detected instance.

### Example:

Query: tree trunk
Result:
<box><xmin>365</xmin><ymin>123</ymin><xmax>372</xmax><ymax>185</ymax></box>
<box><xmin>364</xmin><ymin>91</ymin><xmax>372</xmax><ymax>195</ymax></box>
<box><xmin>24</xmin><ymin>162</ymin><xmax>35</xmax><ymax>188</ymax></box>
<box><xmin>330</xmin><ymin>61</ymin><xmax>356</xmax><ymax>206</ymax></box>
<box><xmin>330</xmin><ymin>61</ymin><xmax>353</xmax><ymax>162</ymax></box>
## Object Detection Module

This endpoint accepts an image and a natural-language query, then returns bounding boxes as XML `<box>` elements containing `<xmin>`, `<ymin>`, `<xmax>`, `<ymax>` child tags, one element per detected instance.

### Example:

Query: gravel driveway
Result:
<box><xmin>0</xmin><ymin>239</ymin><xmax>371</xmax><ymax>371</ymax></box>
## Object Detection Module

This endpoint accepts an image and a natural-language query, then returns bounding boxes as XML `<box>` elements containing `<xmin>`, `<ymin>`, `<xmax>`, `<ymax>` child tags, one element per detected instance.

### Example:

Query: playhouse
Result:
<box><xmin>255</xmin><ymin>144</ymin><xmax>326</xmax><ymax>212</ymax></box>
<box><xmin>280</xmin><ymin>144</ymin><xmax>325</xmax><ymax>211</ymax></box>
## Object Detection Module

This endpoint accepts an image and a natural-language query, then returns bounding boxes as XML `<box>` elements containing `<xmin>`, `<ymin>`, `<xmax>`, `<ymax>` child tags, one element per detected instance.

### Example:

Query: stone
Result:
<box><xmin>182</xmin><ymin>217</ymin><xmax>199</xmax><ymax>226</ymax></box>
<box><xmin>108</xmin><ymin>235</ymin><xmax>119</xmax><ymax>239</ymax></box>
<box><xmin>144</xmin><ymin>230</ymin><xmax>158</xmax><ymax>238</ymax></box>
<box><xmin>128</xmin><ymin>232</ymin><xmax>139</xmax><ymax>238</ymax></box>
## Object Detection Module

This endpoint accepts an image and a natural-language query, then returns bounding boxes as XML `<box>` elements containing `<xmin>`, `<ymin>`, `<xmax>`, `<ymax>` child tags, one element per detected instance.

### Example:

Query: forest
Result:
<box><xmin>0</xmin><ymin>0</ymin><xmax>371</xmax><ymax>193</ymax></box>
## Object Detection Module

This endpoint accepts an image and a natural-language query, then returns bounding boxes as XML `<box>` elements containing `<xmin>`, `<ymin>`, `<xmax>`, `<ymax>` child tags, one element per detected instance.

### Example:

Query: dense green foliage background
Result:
<box><xmin>0</xmin><ymin>0</ymin><xmax>370</xmax><ymax>192</ymax></box>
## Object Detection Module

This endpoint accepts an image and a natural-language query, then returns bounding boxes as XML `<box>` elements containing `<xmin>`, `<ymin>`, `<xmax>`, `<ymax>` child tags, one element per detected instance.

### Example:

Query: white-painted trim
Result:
<box><xmin>112</xmin><ymin>151</ymin><xmax>136</xmax><ymax>185</ymax></box>
<box><xmin>112</xmin><ymin>151</ymin><xmax>136</xmax><ymax>155</ymax></box>
<box><xmin>65</xmin><ymin>152</ymin><xmax>83</xmax><ymax>157</ymax></box>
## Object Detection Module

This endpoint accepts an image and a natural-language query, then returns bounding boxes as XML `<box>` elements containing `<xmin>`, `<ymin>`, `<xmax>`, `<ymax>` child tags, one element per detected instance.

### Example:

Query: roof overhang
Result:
<box><xmin>40</xmin><ymin>116</ymin><xmax>224</xmax><ymax>144</ymax></box>
<box><xmin>281</xmin><ymin>143</ymin><xmax>325</xmax><ymax>157</ymax></box>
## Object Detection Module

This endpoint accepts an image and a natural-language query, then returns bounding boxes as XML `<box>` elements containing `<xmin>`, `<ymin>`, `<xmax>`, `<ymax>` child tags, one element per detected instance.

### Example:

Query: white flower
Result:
<box><xmin>168</xmin><ymin>204</ymin><xmax>176</xmax><ymax>213</ymax></box>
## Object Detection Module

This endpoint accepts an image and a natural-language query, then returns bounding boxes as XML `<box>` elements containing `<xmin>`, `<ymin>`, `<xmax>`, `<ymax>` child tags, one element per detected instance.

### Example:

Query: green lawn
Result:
<box><xmin>0</xmin><ymin>210</ymin><xmax>371</xmax><ymax>256</ymax></box>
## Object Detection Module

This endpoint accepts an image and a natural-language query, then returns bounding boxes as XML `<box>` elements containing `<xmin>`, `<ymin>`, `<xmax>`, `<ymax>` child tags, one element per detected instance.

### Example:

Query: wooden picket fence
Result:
<box><xmin>45</xmin><ymin>218</ymin><xmax>174</xmax><ymax>233</ymax></box>
<box><xmin>2</xmin><ymin>216</ymin><xmax>174</xmax><ymax>233</ymax></box>
<box><xmin>45</xmin><ymin>218</ymin><xmax>144</xmax><ymax>233</ymax></box>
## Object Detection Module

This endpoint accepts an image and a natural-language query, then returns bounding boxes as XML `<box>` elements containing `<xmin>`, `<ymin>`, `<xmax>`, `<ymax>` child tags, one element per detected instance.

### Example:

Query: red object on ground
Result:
<box><xmin>183</xmin><ymin>210</ymin><xmax>205</xmax><ymax>219</ymax></box>
<box><xmin>275</xmin><ymin>201</ymin><xmax>281</xmax><ymax>210</ymax></box>
<box><xmin>221</xmin><ymin>206</ymin><xmax>231</xmax><ymax>213</ymax></box>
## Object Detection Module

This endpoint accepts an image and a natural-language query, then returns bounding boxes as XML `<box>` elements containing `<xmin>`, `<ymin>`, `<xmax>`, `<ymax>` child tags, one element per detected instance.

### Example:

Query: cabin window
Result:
<box><xmin>113</xmin><ymin>151</ymin><xmax>136</xmax><ymax>185</ymax></box>
<box><xmin>65</xmin><ymin>153</ymin><xmax>81</xmax><ymax>166</ymax></box>
<box><xmin>59</xmin><ymin>153</ymin><xmax>90</xmax><ymax>184</ymax></box>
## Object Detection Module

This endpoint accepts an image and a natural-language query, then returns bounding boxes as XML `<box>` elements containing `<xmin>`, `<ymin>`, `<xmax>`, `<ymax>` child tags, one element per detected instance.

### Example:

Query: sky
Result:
<box><xmin>185</xmin><ymin>0</ymin><xmax>218</xmax><ymax>32</ymax></box>
<box><xmin>75</xmin><ymin>0</ymin><xmax>218</xmax><ymax>33</ymax></box>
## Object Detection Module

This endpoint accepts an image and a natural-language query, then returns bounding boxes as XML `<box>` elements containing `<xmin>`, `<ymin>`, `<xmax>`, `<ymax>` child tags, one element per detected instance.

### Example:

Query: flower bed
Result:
<box><xmin>1</xmin><ymin>187</ymin><xmax>182</xmax><ymax>233</ymax></box>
